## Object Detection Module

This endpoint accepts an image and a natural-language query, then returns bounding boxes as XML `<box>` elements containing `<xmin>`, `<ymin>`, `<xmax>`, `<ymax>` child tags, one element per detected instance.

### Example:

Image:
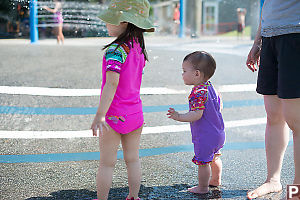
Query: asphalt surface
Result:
<box><xmin>0</xmin><ymin>36</ymin><xmax>295</xmax><ymax>200</ymax></box>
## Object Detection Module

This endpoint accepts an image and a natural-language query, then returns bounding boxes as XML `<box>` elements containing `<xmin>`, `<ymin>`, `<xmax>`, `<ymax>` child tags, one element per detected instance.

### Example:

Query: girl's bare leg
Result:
<box><xmin>247</xmin><ymin>95</ymin><xmax>289</xmax><ymax>199</ymax></box>
<box><xmin>282</xmin><ymin>98</ymin><xmax>300</xmax><ymax>184</ymax></box>
<box><xmin>188</xmin><ymin>164</ymin><xmax>211</xmax><ymax>194</ymax></box>
<box><xmin>97</xmin><ymin>126</ymin><xmax>121</xmax><ymax>200</ymax></box>
<box><xmin>209</xmin><ymin>156</ymin><xmax>222</xmax><ymax>186</ymax></box>
<box><xmin>121</xmin><ymin>126</ymin><xmax>143</xmax><ymax>199</ymax></box>
<box><xmin>58</xmin><ymin>24</ymin><xmax>64</xmax><ymax>44</ymax></box>
<box><xmin>53</xmin><ymin>27</ymin><xmax>59</xmax><ymax>44</ymax></box>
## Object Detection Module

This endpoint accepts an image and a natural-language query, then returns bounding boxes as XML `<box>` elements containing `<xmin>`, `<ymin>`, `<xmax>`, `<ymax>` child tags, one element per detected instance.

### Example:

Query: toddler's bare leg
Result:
<box><xmin>247</xmin><ymin>95</ymin><xmax>288</xmax><ymax>199</ymax></box>
<box><xmin>121</xmin><ymin>126</ymin><xmax>143</xmax><ymax>199</ymax></box>
<box><xmin>96</xmin><ymin>126</ymin><xmax>121</xmax><ymax>200</ymax></box>
<box><xmin>209</xmin><ymin>156</ymin><xmax>222</xmax><ymax>186</ymax></box>
<box><xmin>188</xmin><ymin>164</ymin><xmax>210</xmax><ymax>194</ymax></box>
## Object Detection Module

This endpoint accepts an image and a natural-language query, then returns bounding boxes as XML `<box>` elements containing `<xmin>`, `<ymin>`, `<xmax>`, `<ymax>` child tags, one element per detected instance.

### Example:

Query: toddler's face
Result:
<box><xmin>106</xmin><ymin>22</ymin><xmax>128</xmax><ymax>37</ymax></box>
<box><xmin>182</xmin><ymin>61</ymin><xmax>197</xmax><ymax>85</ymax></box>
<box><xmin>182</xmin><ymin>61</ymin><xmax>205</xmax><ymax>86</ymax></box>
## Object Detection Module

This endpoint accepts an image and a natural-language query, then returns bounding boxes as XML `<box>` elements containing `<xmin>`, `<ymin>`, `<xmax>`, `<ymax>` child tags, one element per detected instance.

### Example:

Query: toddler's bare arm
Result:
<box><xmin>167</xmin><ymin>108</ymin><xmax>203</xmax><ymax>122</ymax></box>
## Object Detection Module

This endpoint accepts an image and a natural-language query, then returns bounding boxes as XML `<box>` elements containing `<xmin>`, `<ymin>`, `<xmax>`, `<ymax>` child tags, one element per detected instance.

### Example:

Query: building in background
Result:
<box><xmin>0</xmin><ymin>0</ymin><xmax>260</xmax><ymax>39</ymax></box>
<box><xmin>153</xmin><ymin>0</ymin><xmax>257</xmax><ymax>37</ymax></box>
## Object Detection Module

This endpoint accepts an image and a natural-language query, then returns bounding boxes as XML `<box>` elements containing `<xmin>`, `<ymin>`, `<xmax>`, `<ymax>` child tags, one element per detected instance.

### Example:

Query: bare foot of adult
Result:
<box><xmin>209</xmin><ymin>179</ymin><xmax>221</xmax><ymax>187</ymax></box>
<box><xmin>188</xmin><ymin>186</ymin><xmax>209</xmax><ymax>194</ymax></box>
<box><xmin>247</xmin><ymin>181</ymin><xmax>282</xmax><ymax>199</ymax></box>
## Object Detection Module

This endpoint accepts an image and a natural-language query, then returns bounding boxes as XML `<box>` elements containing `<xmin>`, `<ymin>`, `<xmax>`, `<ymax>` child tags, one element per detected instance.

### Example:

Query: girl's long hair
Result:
<box><xmin>103</xmin><ymin>23</ymin><xmax>148</xmax><ymax>61</ymax></box>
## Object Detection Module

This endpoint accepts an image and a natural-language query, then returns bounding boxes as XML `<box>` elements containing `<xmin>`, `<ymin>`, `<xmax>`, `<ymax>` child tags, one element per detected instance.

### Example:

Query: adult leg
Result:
<box><xmin>209</xmin><ymin>156</ymin><xmax>222</xmax><ymax>187</ymax></box>
<box><xmin>188</xmin><ymin>164</ymin><xmax>211</xmax><ymax>194</ymax></box>
<box><xmin>247</xmin><ymin>95</ymin><xmax>289</xmax><ymax>199</ymax></box>
<box><xmin>121</xmin><ymin>126</ymin><xmax>143</xmax><ymax>199</ymax></box>
<box><xmin>282</xmin><ymin>98</ymin><xmax>300</xmax><ymax>184</ymax></box>
<box><xmin>97</xmin><ymin>126</ymin><xmax>121</xmax><ymax>200</ymax></box>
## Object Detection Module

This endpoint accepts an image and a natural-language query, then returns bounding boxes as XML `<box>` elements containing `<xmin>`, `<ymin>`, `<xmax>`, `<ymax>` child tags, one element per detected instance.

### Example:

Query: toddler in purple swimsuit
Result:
<box><xmin>167</xmin><ymin>51</ymin><xmax>225</xmax><ymax>194</ymax></box>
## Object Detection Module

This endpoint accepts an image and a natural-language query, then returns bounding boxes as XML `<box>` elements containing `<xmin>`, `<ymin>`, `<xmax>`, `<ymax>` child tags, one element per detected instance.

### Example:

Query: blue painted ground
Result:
<box><xmin>0</xmin><ymin>141</ymin><xmax>293</xmax><ymax>163</ymax></box>
<box><xmin>0</xmin><ymin>98</ymin><xmax>268</xmax><ymax>164</ymax></box>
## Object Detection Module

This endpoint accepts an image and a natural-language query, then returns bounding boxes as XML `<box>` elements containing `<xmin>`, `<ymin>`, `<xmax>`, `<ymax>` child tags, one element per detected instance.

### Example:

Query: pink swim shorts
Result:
<box><xmin>105</xmin><ymin>112</ymin><xmax>144</xmax><ymax>134</ymax></box>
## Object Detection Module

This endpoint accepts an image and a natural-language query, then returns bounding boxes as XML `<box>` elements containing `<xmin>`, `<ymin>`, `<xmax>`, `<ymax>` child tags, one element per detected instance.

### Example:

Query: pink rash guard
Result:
<box><xmin>100</xmin><ymin>39</ymin><xmax>145</xmax><ymax>134</ymax></box>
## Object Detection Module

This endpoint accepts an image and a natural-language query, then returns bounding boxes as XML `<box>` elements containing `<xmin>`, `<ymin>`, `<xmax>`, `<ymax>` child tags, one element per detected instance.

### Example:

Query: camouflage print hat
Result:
<box><xmin>98</xmin><ymin>0</ymin><xmax>155</xmax><ymax>32</ymax></box>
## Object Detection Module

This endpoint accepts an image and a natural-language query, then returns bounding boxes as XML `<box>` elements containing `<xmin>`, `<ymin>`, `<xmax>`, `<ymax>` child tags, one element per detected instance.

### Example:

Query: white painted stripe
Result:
<box><xmin>0</xmin><ymin>86</ymin><xmax>187</xmax><ymax>96</ymax></box>
<box><xmin>218</xmin><ymin>84</ymin><xmax>256</xmax><ymax>93</ymax></box>
<box><xmin>0</xmin><ymin>86</ymin><xmax>100</xmax><ymax>96</ymax></box>
<box><xmin>0</xmin><ymin>117</ymin><xmax>266</xmax><ymax>138</ymax></box>
<box><xmin>0</xmin><ymin>84</ymin><xmax>256</xmax><ymax>96</ymax></box>
<box><xmin>141</xmin><ymin>87</ymin><xmax>187</xmax><ymax>95</ymax></box>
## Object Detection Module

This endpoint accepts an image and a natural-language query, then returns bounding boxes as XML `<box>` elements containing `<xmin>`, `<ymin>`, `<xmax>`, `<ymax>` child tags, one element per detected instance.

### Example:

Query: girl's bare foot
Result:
<box><xmin>209</xmin><ymin>179</ymin><xmax>221</xmax><ymax>187</ymax></box>
<box><xmin>247</xmin><ymin>181</ymin><xmax>282</xmax><ymax>199</ymax></box>
<box><xmin>188</xmin><ymin>186</ymin><xmax>209</xmax><ymax>194</ymax></box>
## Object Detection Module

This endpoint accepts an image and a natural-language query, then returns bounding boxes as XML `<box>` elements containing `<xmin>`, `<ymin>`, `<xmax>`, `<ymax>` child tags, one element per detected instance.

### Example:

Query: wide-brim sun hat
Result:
<box><xmin>98</xmin><ymin>0</ymin><xmax>155</xmax><ymax>32</ymax></box>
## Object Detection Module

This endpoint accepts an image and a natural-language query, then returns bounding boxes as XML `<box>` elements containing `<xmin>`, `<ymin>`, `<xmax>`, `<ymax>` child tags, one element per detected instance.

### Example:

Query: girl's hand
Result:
<box><xmin>91</xmin><ymin>115</ymin><xmax>109</xmax><ymax>136</ymax></box>
<box><xmin>246</xmin><ymin>43</ymin><xmax>261</xmax><ymax>72</ymax></box>
<box><xmin>167</xmin><ymin>107</ymin><xmax>180</xmax><ymax>121</ymax></box>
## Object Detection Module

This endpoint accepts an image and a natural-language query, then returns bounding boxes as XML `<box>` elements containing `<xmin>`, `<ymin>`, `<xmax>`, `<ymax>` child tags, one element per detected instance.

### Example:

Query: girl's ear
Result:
<box><xmin>120</xmin><ymin>22</ymin><xmax>128</xmax><ymax>30</ymax></box>
<box><xmin>195</xmin><ymin>70</ymin><xmax>201</xmax><ymax>76</ymax></box>
<box><xmin>120</xmin><ymin>22</ymin><xmax>129</xmax><ymax>27</ymax></box>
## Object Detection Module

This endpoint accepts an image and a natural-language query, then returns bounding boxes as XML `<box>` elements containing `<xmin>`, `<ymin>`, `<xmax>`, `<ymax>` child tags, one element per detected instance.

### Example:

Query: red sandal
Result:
<box><xmin>125</xmin><ymin>197</ymin><xmax>140</xmax><ymax>200</ymax></box>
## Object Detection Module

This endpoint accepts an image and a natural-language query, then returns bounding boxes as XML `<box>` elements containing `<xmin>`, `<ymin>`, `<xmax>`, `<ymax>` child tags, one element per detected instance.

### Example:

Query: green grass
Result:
<box><xmin>220</xmin><ymin>26</ymin><xmax>251</xmax><ymax>36</ymax></box>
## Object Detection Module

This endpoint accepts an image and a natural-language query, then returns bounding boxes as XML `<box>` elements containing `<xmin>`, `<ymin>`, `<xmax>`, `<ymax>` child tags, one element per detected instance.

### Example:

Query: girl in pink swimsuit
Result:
<box><xmin>91</xmin><ymin>0</ymin><xmax>154</xmax><ymax>200</ymax></box>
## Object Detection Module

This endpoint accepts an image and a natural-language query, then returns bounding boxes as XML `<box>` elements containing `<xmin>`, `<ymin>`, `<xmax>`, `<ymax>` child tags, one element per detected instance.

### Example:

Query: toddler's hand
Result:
<box><xmin>91</xmin><ymin>115</ymin><xmax>109</xmax><ymax>136</ymax></box>
<box><xmin>167</xmin><ymin>107</ymin><xmax>180</xmax><ymax>121</ymax></box>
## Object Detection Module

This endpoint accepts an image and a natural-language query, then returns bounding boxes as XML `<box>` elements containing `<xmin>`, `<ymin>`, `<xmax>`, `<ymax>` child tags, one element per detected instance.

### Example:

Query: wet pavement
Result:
<box><xmin>0</xmin><ymin>36</ymin><xmax>294</xmax><ymax>200</ymax></box>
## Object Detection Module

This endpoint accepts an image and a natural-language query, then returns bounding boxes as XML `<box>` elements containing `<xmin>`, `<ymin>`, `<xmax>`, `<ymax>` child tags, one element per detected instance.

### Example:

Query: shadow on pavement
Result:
<box><xmin>26</xmin><ymin>184</ymin><xmax>248</xmax><ymax>199</ymax></box>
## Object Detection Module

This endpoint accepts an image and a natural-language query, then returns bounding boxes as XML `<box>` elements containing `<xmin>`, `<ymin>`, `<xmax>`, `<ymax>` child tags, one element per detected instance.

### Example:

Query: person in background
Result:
<box><xmin>173</xmin><ymin>3</ymin><xmax>180</xmax><ymax>35</ymax></box>
<box><xmin>237</xmin><ymin>8</ymin><xmax>247</xmax><ymax>38</ymax></box>
<box><xmin>43</xmin><ymin>0</ymin><xmax>64</xmax><ymax>44</ymax></box>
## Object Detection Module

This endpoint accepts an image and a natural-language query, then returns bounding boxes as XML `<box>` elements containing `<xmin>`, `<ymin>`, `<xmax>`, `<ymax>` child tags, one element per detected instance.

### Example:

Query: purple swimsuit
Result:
<box><xmin>189</xmin><ymin>81</ymin><xmax>225</xmax><ymax>165</ymax></box>
<box><xmin>54</xmin><ymin>12</ymin><xmax>63</xmax><ymax>24</ymax></box>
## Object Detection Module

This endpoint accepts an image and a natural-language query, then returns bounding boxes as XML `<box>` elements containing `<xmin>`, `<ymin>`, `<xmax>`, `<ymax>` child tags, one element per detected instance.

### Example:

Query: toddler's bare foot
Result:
<box><xmin>209</xmin><ymin>179</ymin><xmax>221</xmax><ymax>187</ymax></box>
<box><xmin>247</xmin><ymin>181</ymin><xmax>282</xmax><ymax>199</ymax></box>
<box><xmin>188</xmin><ymin>186</ymin><xmax>209</xmax><ymax>194</ymax></box>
